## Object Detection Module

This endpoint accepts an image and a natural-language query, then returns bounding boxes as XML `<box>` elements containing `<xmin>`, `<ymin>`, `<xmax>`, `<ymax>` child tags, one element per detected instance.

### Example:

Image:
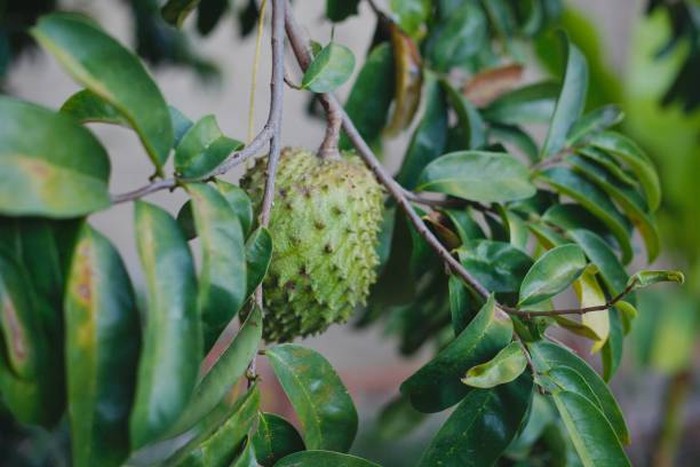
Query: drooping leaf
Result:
<box><xmin>401</xmin><ymin>295</ymin><xmax>513</xmax><ymax>412</ymax></box>
<box><xmin>384</xmin><ymin>24</ymin><xmax>423</xmax><ymax>136</ymax></box>
<box><xmin>214</xmin><ymin>180</ymin><xmax>254</xmax><ymax>236</ymax></box>
<box><xmin>266</xmin><ymin>344</ymin><xmax>358</xmax><ymax>452</ymax></box>
<box><xmin>167</xmin><ymin>306</ymin><xmax>262</xmax><ymax>437</ymax></box>
<box><xmin>162</xmin><ymin>0</ymin><xmax>201</xmax><ymax>27</ymax></box>
<box><xmin>425</xmin><ymin>2</ymin><xmax>487</xmax><ymax>72</ymax></box>
<box><xmin>440</xmin><ymin>78</ymin><xmax>487</xmax><ymax>150</ymax></box>
<box><xmin>326</xmin><ymin>0</ymin><xmax>361</xmax><ymax>22</ymax></box>
<box><xmin>573</xmin><ymin>268</ymin><xmax>609</xmax><ymax>350</ymax></box>
<box><xmin>627</xmin><ymin>270</ymin><xmax>685</xmax><ymax>291</ymax></box>
<box><xmin>340</xmin><ymin>43</ymin><xmax>395</xmax><ymax>150</ymax></box>
<box><xmin>462</xmin><ymin>341</ymin><xmax>528</xmax><ymax>389</ymax></box>
<box><xmin>448</xmin><ymin>275</ymin><xmax>473</xmax><ymax>335</ymax></box>
<box><xmin>575</xmin><ymin>146</ymin><xmax>637</xmax><ymax>186</ymax></box>
<box><xmin>417</xmin><ymin>151</ymin><xmax>536</xmax><ymax>203</ymax></box>
<box><xmin>276</xmin><ymin>451</ymin><xmax>381</xmax><ymax>467</ymax></box>
<box><xmin>32</xmin><ymin>14</ymin><xmax>173</xmax><ymax>173</ymax></box>
<box><xmin>175</xmin><ymin>116</ymin><xmax>243</xmax><ymax>179</ymax></box>
<box><xmin>518</xmin><ymin>244</ymin><xmax>587</xmax><ymax>308</ymax></box>
<box><xmin>566</xmin><ymin>105</ymin><xmax>624</xmax><ymax>145</ymax></box>
<box><xmin>130</xmin><ymin>201</ymin><xmax>201</xmax><ymax>448</ymax></box>
<box><xmin>541</xmin><ymin>34</ymin><xmax>588</xmax><ymax>157</ymax></box>
<box><xmin>601</xmin><ymin>307</ymin><xmax>624</xmax><ymax>381</ymax></box>
<box><xmin>61</xmin><ymin>89</ymin><xmax>129</xmax><ymax>126</ymax></box>
<box><xmin>64</xmin><ymin>225</ymin><xmax>140</xmax><ymax>467</ymax></box>
<box><xmin>482</xmin><ymin>81</ymin><xmax>559</xmax><ymax>125</ymax></box>
<box><xmin>196</xmin><ymin>0</ymin><xmax>229</xmax><ymax>36</ymax></box>
<box><xmin>489</xmin><ymin>124</ymin><xmax>539</xmax><ymax>161</ymax></box>
<box><xmin>245</xmin><ymin>227</ymin><xmax>273</xmax><ymax>297</ymax></box>
<box><xmin>0</xmin><ymin>97</ymin><xmax>110</xmax><ymax>217</ymax></box>
<box><xmin>169</xmin><ymin>106</ymin><xmax>194</xmax><ymax>147</ymax></box>
<box><xmin>568</xmin><ymin>229</ymin><xmax>629</xmax><ymax>299</ymax></box>
<box><xmin>186</xmin><ymin>183</ymin><xmax>247</xmax><ymax>348</ymax></box>
<box><xmin>253</xmin><ymin>412</ymin><xmax>305</xmax><ymax>467</ymax></box>
<box><xmin>302</xmin><ymin>43</ymin><xmax>355</xmax><ymax>93</ymax></box>
<box><xmin>457</xmin><ymin>240</ymin><xmax>533</xmax><ymax>299</ymax></box>
<box><xmin>418</xmin><ymin>373</ymin><xmax>533</xmax><ymax>466</ymax></box>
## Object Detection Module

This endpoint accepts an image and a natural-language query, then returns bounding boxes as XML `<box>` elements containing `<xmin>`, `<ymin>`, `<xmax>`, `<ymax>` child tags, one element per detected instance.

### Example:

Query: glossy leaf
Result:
<box><xmin>482</xmin><ymin>81</ymin><xmax>559</xmax><ymax>125</ymax></box>
<box><xmin>569</xmin><ymin>230</ymin><xmax>627</xmax><ymax>298</ymax></box>
<box><xmin>417</xmin><ymin>151</ymin><xmax>536</xmax><ymax>203</ymax></box>
<box><xmin>162</xmin><ymin>0</ymin><xmax>201</xmax><ymax>27</ymax></box>
<box><xmin>340</xmin><ymin>43</ymin><xmax>394</xmax><ymax>149</ymax></box>
<box><xmin>567</xmin><ymin>105</ymin><xmax>624</xmax><ymax>145</ymax></box>
<box><xmin>214</xmin><ymin>180</ymin><xmax>254</xmax><ymax>236</ymax></box>
<box><xmin>253</xmin><ymin>412</ymin><xmax>306</xmax><ymax>467</ymax></box>
<box><xmin>457</xmin><ymin>240</ymin><xmax>533</xmax><ymax>296</ymax></box>
<box><xmin>61</xmin><ymin>89</ymin><xmax>128</xmax><ymax>126</ymax></box>
<box><xmin>576</xmin><ymin>146</ymin><xmax>637</xmax><ymax>186</ymax></box>
<box><xmin>266</xmin><ymin>344</ymin><xmax>358</xmax><ymax>452</ymax></box>
<box><xmin>175</xmin><ymin>116</ymin><xmax>243</xmax><ymax>179</ymax></box>
<box><xmin>537</xmin><ymin>167</ymin><xmax>633</xmax><ymax>264</ymax></box>
<box><xmin>528</xmin><ymin>341</ymin><xmax>629</xmax><ymax>444</ymax></box>
<box><xmin>168</xmin><ymin>307</ymin><xmax>262</xmax><ymax>437</ymax></box>
<box><xmin>186</xmin><ymin>183</ymin><xmax>247</xmax><ymax>348</ymax></box>
<box><xmin>390</xmin><ymin>0</ymin><xmax>430</xmax><ymax>37</ymax></box>
<box><xmin>442</xmin><ymin>208</ymin><xmax>485</xmax><ymax>243</ymax></box>
<box><xmin>542</xmin><ymin>35</ymin><xmax>588</xmax><ymax>157</ymax></box>
<box><xmin>170</xmin><ymin>106</ymin><xmax>194</xmax><ymax>147</ymax></box>
<box><xmin>490</xmin><ymin>124</ymin><xmax>539</xmax><ymax>161</ymax></box>
<box><xmin>64</xmin><ymin>225</ymin><xmax>140</xmax><ymax>467</ymax></box>
<box><xmin>376</xmin><ymin>394</ymin><xmax>428</xmax><ymax>441</ymax></box>
<box><xmin>441</xmin><ymin>78</ymin><xmax>486</xmax><ymax>149</ymax></box>
<box><xmin>448</xmin><ymin>275</ymin><xmax>473</xmax><ymax>335</ymax></box>
<box><xmin>425</xmin><ymin>2</ymin><xmax>487</xmax><ymax>72</ymax></box>
<box><xmin>418</xmin><ymin>373</ymin><xmax>533</xmax><ymax>466</ymax></box>
<box><xmin>588</xmin><ymin>131</ymin><xmax>661</xmax><ymax>211</ymax></box>
<box><xmin>462</xmin><ymin>342</ymin><xmax>528</xmax><ymax>389</ymax></box>
<box><xmin>229</xmin><ymin>438</ymin><xmax>257</xmax><ymax>467</ymax></box>
<box><xmin>276</xmin><ymin>451</ymin><xmax>380</xmax><ymax>467</ymax></box>
<box><xmin>384</xmin><ymin>24</ymin><xmax>423</xmax><ymax>136</ymax></box>
<box><xmin>601</xmin><ymin>307</ymin><xmax>624</xmax><ymax>381</ymax></box>
<box><xmin>627</xmin><ymin>269</ymin><xmax>685</xmax><ymax>290</ymax></box>
<box><xmin>302</xmin><ymin>43</ymin><xmax>355</xmax><ymax>93</ymax></box>
<box><xmin>401</xmin><ymin>295</ymin><xmax>513</xmax><ymax>412</ymax></box>
<box><xmin>552</xmin><ymin>391</ymin><xmax>630</xmax><ymax>467</ymax></box>
<box><xmin>167</xmin><ymin>385</ymin><xmax>260</xmax><ymax>467</ymax></box>
<box><xmin>518</xmin><ymin>244</ymin><xmax>587</xmax><ymax>307</ymax></box>
<box><xmin>245</xmin><ymin>227</ymin><xmax>272</xmax><ymax>297</ymax></box>
<box><xmin>131</xmin><ymin>201</ymin><xmax>201</xmax><ymax>448</ymax></box>
<box><xmin>32</xmin><ymin>14</ymin><xmax>173</xmax><ymax>172</ymax></box>
<box><xmin>0</xmin><ymin>97</ymin><xmax>110</xmax><ymax>217</ymax></box>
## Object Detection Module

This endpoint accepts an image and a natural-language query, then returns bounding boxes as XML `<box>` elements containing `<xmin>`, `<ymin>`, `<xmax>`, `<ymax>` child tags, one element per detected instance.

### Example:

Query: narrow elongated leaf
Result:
<box><xmin>214</xmin><ymin>180</ymin><xmax>253</xmax><ymax>236</ymax></box>
<box><xmin>245</xmin><ymin>227</ymin><xmax>272</xmax><ymax>297</ymax></box>
<box><xmin>384</xmin><ymin>24</ymin><xmax>423</xmax><ymax>136</ymax></box>
<box><xmin>162</xmin><ymin>0</ymin><xmax>201</xmax><ymax>27</ymax></box>
<box><xmin>588</xmin><ymin>131</ymin><xmax>661</xmax><ymax>211</ymax></box>
<box><xmin>167</xmin><ymin>386</ymin><xmax>260</xmax><ymax>467</ymax></box>
<box><xmin>518</xmin><ymin>244</ymin><xmax>587</xmax><ymax>307</ymax></box>
<box><xmin>627</xmin><ymin>270</ymin><xmax>685</xmax><ymax>290</ymax></box>
<box><xmin>302</xmin><ymin>43</ymin><xmax>355</xmax><ymax>93</ymax></box>
<box><xmin>0</xmin><ymin>97</ymin><xmax>110</xmax><ymax>217</ymax></box>
<box><xmin>276</xmin><ymin>451</ymin><xmax>380</xmax><ymax>467</ymax></box>
<box><xmin>537</xmin><ymin>167</ymin><xmax>633</xmax><ymax>263</ymax></box>
<box><xmin>417</xmin><ymin>151</ymin><xmax>536</xmax><ymax>203</ymax></box>
<box><xmin>462</xmin><ymin>341</ymin><xmax>527</xmax><ymax>388</ymax></box>
<box><xmin>528</xmin><ymin>341</ymin><xmax>629</xmax><ymax>444</ymax></box>
<box><xmin>601</xmin><ymin>307</ymin><xmax>624</xmax><ymax>381</ymax></box>
<box><xmin>168</xmin><ymin>307</ymin><xmax>262</xmax><ymax>437</ymax></box>
<box><xmin>401</xmin><ymin>295</ymin><xmax>513</xmax><ymax>412</ymax></box>
<box><xmin>340</xmin><ymin>43</ymin><xmax>394</xmax><ymax>149</ymax></box>
<box><xmin>482</xmin><ymin>81</ymin><xmax>559</xmax><ymax>125</ymax></box>
<box><xmin>448</xmin><ymin>276</ymin><xmax>473</xmax><ymax>335</ymax></box>
<box><xmin>131</xmin><ymin>201</ymin><xmax>201</xmax><ymax>448</ymax></box>
<box><xmin>175</xmin><ymin>116</ymin><xmax>243</xmax><ymax>179</ymax></box>
<box><xmin>490</xmin><ymin>124</ymin><xmax>539</xmax><ymax>161</ymax></box>
<box><xmin>187</xmin><ymin>183</ymin><xmax>247</xmax><ymax>348</ymax></box>
<box><xmin>441</xmin><ymin>79</ymin><xmax>486</xmax><ymax>149</ymax></box>
<box><xmin>266</xmin><ymin>344</ymin><xmax>358</xmax><ymax>452</ymax></box>
<box><xmin>552</xmin><ymin>391</ymin><xmax>630</xmax><ymax>467</ymax></box>
<box><xmin>32</xmin><ymin>14</ymin><xmax>173</xmax><ymax>172</ymax></box>
<box><xmin>253</xmin><ymin>413</ymin><xmax>305</xmax><ymax>467</ymax></box>
<box><xmin>425</xmin><ymin>2</ymin><xmax>487</xmax><ymax>72</ymax></box>
<box><xmin>567</xmin><ymin>105</ymin><xmax>624</xmax><ymax>145</ymax></box>
<box><xmin>170</xmin><ymin>106</ymin><xmax>194</xmax><ymax>147</ymax></box>
<box><xmin>64</xmin><ymin>225</ymin><xmax>140</xmax><ymax>467</ymax></box>
<box><xmin>542</xmin><ymin>36</ymin><xmax>588</xmax><ymax>157</ymax></box>
<box><xmin>418</xmin><ymin>373</ymin><xmax>533</xmax><ymax>466</ymax></box>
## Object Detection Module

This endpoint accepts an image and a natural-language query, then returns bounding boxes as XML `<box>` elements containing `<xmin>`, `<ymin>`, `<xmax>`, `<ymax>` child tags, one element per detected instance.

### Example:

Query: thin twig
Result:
<box><xmin>111</xmin><ymin>179</ymin><xmax>178</xmax><ymax>204</ymax></box>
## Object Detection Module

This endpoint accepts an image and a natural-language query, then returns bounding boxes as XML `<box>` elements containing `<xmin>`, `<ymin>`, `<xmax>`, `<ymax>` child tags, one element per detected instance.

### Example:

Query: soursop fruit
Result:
<box><xmin>241</xmin><ymin>147</ymin><xmax>384</xmax><ymax>342</ymax></box>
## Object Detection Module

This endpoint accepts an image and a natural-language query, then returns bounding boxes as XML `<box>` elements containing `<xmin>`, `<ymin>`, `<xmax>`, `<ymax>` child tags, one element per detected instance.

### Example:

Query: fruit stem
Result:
<box><xmin>318</xmin><ymin>100</ymin><xmax>342</xmax><ymax>160</ymax></box>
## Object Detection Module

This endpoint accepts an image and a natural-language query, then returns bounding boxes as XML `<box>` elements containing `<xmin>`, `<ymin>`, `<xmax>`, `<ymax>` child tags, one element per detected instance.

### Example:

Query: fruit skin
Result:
<box><xmin>241</xmin><ymin>147</ymin><xmax>383</xmax><ymax>342</ymax></box>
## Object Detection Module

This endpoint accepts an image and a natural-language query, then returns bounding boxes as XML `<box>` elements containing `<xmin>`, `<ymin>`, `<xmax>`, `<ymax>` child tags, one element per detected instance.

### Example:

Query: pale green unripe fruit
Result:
<box><xmin>241</xmin><ymin>147</ymin><xmax>384</xmax><ymax>342</ymax></box>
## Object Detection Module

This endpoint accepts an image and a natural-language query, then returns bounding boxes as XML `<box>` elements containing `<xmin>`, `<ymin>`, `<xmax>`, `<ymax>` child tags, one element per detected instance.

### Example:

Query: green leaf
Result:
<box><xmin>528</xmin><ymin>341</ymin><xmax>629</xmax><ymax>444</ymax></box>
<box><xmin>253</xmin><ymin>413</ymin><xmax>306</xmax><ymax>467</ymax></box>
<box><xmin>175</xmin><ymin>116</ymin><xmax>243</xmax><ymax>179</ymax></box>
<box><xmin>390</xmin><ymin>0</ymin><xmax>431</xmax><ymax>37</ymax></box>
<box><xmin>601</xmin><ymin>307</ymin><xmax>623</xmax><ymax>381</ymax></box>
<box><xmin>400</xmin><ymin>295</ymin><xmax>513</xmax><ymax>412</ymax></box>
<box><xmin>214</xmin><ymin>180</ymin><xmax>254</xmax><ymax>236</ymax></box>
<box><xmin>169</xmin><ymin>106</ymin><xmax>194</xmax><ymax>147</ymax></box>
<box><xmin>448</xmin><ymin>276</ymin><xmax>473</xmax><ymax>335</ymax></box>
<box><xmin>186</xmin><ymin>183</ymin><xmax>247</xmax><ymax>348</ymax></box>
<box><xmin>229</xmin><ymin>438</ymin><xmax>257</xmax><ymax>467</ymax></box>
<box><xmin>162</xmin><ymin>0</ymin><xmax>201</xmax><ymax>27</ymax></box>
<box><xmin>417</xmin><ymin>151</ymin><xmax>536</xmax><ymax>203</ymax></box>
<box><xmin>376</xmin><ymin>394</ymin><xmax>428</xmax><ymax>441</ymax></box>
<box><xmin>568</xmin><ymin>229</ymin><xmax>629</xmax><ymax>299</ymax></box>
<box><xmin>537</xmin><ymin>167</ymin><xmax>633</xmax><ymax>264</ymax></box>
<box><xmin>266</xmin><ymin>344</ymin><xmax>358</xmax><ymax>452</ymax></box>
<box><xmin>340</xmin><ymin>43</ymin><xmax>394</xmax><ymax>149</ymax></box>
<box><xmin>302</xmin><ymin>43</ymin><xmax>355</xmax><ymax>93</ymax></box>
<box><xmin>566</xmin><ymin>105</ymin><xmax>624</xmax><ymax>145</ymax></box>
<box><xmin>0</xmin><ymin>97</ymin><xmax>110</xmax><ymax>217</ymax></box>
<box><xmin>482</xmin><ymin>81</ymin><xmax>559</xmax><ymax>125</ymax></box>
<box><xmin>518</xmin><ymin>244</ymin><xmax>587</xmax><ymax>307</ymax></box>
<box><xmin>245</xmin><ymin>227</ymin><xmax>273</xmax><ymax>297</ymax></box>
<box><xmin>61</xmin><ymin>89</ymin><xmax>128</xmax><ymax>126</ymax></box>
<box><xmin>575</xmin><ymin>147</ymin><xmax>637</xmax><ymax>186</ymax></box>
<box><xmin>32</xmin><ymin>14</ymin><xmax>173</xmax><ymax>173</ymax></box>
<box><xmin>396</xmin><ymin>74</ymin><xmax>448</xmax><ymax>189</ymax></box>
<box><xmin>64</xmin><ymin>225</ymin><xmax>140</xmax><ymax>467</ymax></box>
<box><xmin>490</xmin><ymin>124</ymin><xmax>539</xmax><ymax>162</ymax></box>
<box><xmin>167</xmin><ymin>306</ymin><xmax>262</xmax><ymax>437</ymax></box>
<box><xmin>167</xmin><ymin>385</ymin><xmax>260</xmax><ymax>467</ymax></box>
<box><xmin>418</xmin><ymin>373</ymin><xmax>533</xmax><ymax>466</ymax></box>
<box><xmin>462</xmin><ymin>342</ymin><xmax>528</xmax><ymax>389</ymax></box>
<box><xmin>587</xmin><ymin>131</ymin><xmax>661</xmax><ymax>211</ymax></box>
<box><xmin>425</xmin><ymin>2</ymin><xmax>487</xmax><ymax>72</ymax></box>
<box><xmin>442</xmin><ymin>208</ymin><xmax>486</xmax><ymax>243</ymax></box>
<box><xmin>627</xmin><ymin>270</ymin><xmax>685</xmax><ymax>290</ymax></box>
<box><xmin>276</xmin><ymin>451</ymin><xmax>380</xmax><ymax>467</ymax></box>
<box><xmin>552</xmin><ymin>391</ymin><xmax>630</xmax><ymax>467</ymax></box>
<box><xmin>326</xmin><ymin>0</ymin><xmax>361</xmax><ymax>22</ymax></box>
<box><xmin>542</xmin><ymin>35</ymin><xmax>588</xmax><ymax>157</ymax></box>
<box><xmin>440</xmin><ymin>79</ymin><xmax>487</xmax><ymax>150</ymax></box>
<box><xmin>574</xmin><ymin>268</ymin><xmax>609</xmax><ymax>349</ymax></box>
<box><xmin>457</xmin><ymin>240</ymin><xmax>533</xmax><ymax>297</ymax></box>
<box><xmin>130</xmin><ymin>201</ymin><xmax>201</xmax><ymax>448</ymax></box>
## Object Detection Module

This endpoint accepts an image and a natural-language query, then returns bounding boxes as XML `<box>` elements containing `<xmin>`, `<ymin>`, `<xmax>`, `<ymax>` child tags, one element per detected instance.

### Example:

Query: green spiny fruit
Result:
<box><xmin>241</xmin><ymin>147</ymin><xmax>384</xmax><ymax>342</ymax></box>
